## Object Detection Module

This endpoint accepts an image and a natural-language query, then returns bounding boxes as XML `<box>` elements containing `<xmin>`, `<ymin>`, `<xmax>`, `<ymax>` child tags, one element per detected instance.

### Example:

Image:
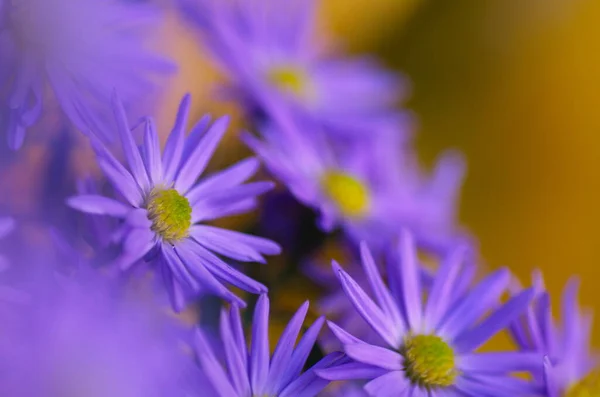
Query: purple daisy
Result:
<box><xmin>244</xmin><ymin>118</ymin><xmax>466</xmax><ymax>252</ymax></box>
<box><xmin>178</xmin><ymin>0</ymin><xmax>404</xmax><ymax>138</ymax></box>
<box><xmin>317</xmin><ymin>232</ymin><xmax>542</xmax><ymax>397</ymax></box>
<box><xmin>194</xmin><ymin>293</ymin><xmax>344</xmax><ymax>397</ymax></box>
<box><xmin>0</xmin><ymin>268</ymin><xmax>206</xmax><ymax>396</ymax></box>
<box><xmin>509</xmin><ymin>272</ymin><xmax>598</xmax><ymax>397</ymax></box>
<box><xmin>67</xmin><ymin>93</ymin><xmax>280</xmax><ymax>311</ymax></box>
<box><xmin>0</xmin><ymin>0</ymin><xmax>173</xmax><ymax>149</ymax></box>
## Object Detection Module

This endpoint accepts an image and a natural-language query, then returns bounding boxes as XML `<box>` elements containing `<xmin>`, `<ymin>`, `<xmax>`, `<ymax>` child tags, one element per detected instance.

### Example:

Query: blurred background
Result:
<box><xmin>2</xmin><ymin>0</ymin><xmax>599</xmax><ymax>346</ymax></box>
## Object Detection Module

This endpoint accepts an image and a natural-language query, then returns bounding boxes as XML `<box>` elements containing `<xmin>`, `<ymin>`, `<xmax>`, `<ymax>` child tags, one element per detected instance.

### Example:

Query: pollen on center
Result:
<box><xmin>402</xmin><ymin>334</ymin><xmax>458</xmax><ymax>389</ymax></box>
<box><xmin>321</xmin><ymin>171</ymin><xmax>370</xmax><ymax>218</ymax></box>
<box><xmin>146</xmin><ymin>188</ymin><xmax>192</xmax><ymax>242</ymax></box>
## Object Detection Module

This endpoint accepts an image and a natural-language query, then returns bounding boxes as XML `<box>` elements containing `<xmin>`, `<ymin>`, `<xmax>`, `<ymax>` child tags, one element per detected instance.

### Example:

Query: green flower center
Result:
<box><xmin>402</xmin><ymin>334</ymin><xmax>458</xmax><ymax>389</ymax></box>
<box><xmin>146</xmin><ymin>188</ymin><xmax>192</xmax><ymax>242</ymax></box>
<box><xmin>565</xmin><ymin>371</ymin><xmax>600</xmax><ymax>397</ymax></box>
<box><xmin>320</xmin><ymin>171</ymin><xmax>371</xmax><ymax>218</ymax></box>
<box><xmin>266</xmin><ymin>65</ymin><xmax>311</xmax><ymax>98</ymax></box>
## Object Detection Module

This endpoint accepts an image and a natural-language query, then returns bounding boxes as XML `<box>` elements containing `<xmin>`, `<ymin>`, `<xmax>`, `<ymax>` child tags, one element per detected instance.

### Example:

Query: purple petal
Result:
<box><xmin>344</xmin><ymin>344</ymin><xmax>402</xmax><ymax>371</ymax></box>
<box><xmin>458</xmin><ymin>352</ymin><xmax>543</xmax><ymax>373</ymax></box>
<box><xmin>142</xmin><ymin>117</ymin><xmax>163</xmax><ymax>184</ymax></box>
<box><xmin>315</xmin><ymin>361</ymin><xmax>387</xmax><ymax>381</ymax></box>
<box><xmin>190</xmin><ymin>225</ymin><xmax>280</xmax><ymax>263</ymax></box>
<box><xmin>281</xmin><ymin>316</ymin><xmax>326</xmax><ymax>387</ymax></box>
<box><xmin>265</xmin><ymin>301</ymin><xmax>310</xmax><ymax>395</ymax></box>
<box><xmin>175</xmin><ymin>116</ymin><xmax>229</xmax><ymax>194</ymax></box>
<box><xmin>279</xmin><ymin>352</ymin><xmax>345</xmax><ymax>397</ymax></box>
<box><xmin>186</xmin><ymin>157</ymin><xmax>260</xmax><ymax>204</ymax></box>
<box><xmin>163</xmin><ymin>94</ymin><xmax>192</xmax><ymax>182</ymax></box>
<box><xmin>364</xmin><ymin>371</ymin><xmax>409</xmax><ymax>397</ymax></box>
<box><xmin>437</xmin><ymin>268</ymin><xmax>510</xmax><ymax>339</ymax></box>
<box><xmin>454</xmin><ymin>288</ymin><xmax>535</xmax><ymax>352</ymax></box>
<box><xmin>333</xmin><ymin>261</ymin><xmax>400</xmax><ymax>348</ymax></box>
<box><xmin>67</xmin><ymin>195</ymin><xmax>130</xmax><ymax>217</ymax></box>
<box><xmin>396</xmin><ymin>230</ymin><xmax>423</xmax><ymax>330</ymax></box>
<box><xmin>112</xmin><ymin>91</ymin><xmax>150</xmax><ymax>191</ymax></box>
<box><xmin>359</xmin><ymin>241</ymin><xmax>403</xmax><ymax>332</ymax></box>
<box><xmin>251</xmin><ymin>294</ymin><xmax>270</xmax><ymax>395</ymax></box>
<box><xmin>220</xmin><ymin>307</ymin><xmax>251</xmax><ymax>396</ymax></box>
<box><xmin>194</xmin><ymin>329</ymin><xmax>238</xmax><ymax>397</ymax></box>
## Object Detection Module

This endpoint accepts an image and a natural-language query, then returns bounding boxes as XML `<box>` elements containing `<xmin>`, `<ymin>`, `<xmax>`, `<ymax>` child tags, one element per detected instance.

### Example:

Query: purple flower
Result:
<box><xmin>68</xmin><ymin>94</ymin><xmax>280</xmax><ymax>311</ymax></box>
<box><xmin>0</xmin><ymin>269</ymin><xmax>205</xmax><ymax>396</ymax></box>
<box><xmin>0</xmin><ymin>0</ymin><xmax>173</xmax><ymax>149</ymax></box>
<box><xmin>178</xmin><ymin>0</ymin><xmax>404</xmax><ymax>138</ymax></box>
<box><xmin>510</xmin><ymin>272</ymin><xmax>599</xmax><ymax>397</ymax></box>
<box><xmin>317</xmin><ymin>232</ymin><xmax>541</xmax><ymax>397</ymax></box>
<box><xmin>244</xmin><ymin>119</ymin><xmax>466</xmax><ymax>252</ymax></box>
<box><xmin>194</xmin><ymin>293</ymin><xmax>343</xmax><ymax>397</ymax></box>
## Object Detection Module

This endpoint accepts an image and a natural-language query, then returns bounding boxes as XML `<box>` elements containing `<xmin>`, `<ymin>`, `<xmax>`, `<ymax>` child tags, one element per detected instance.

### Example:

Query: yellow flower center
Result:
<box><xmin>402</xmin><ymin>334</ymin><xmax>458</xmax><ymax>389</ymax></box>
<box><xmin>146</xmin><ymin>188</ymin><xmax>192</xmax><ymax>242</ymax></box>
<box><xmin>565</xmin><ymin>371</ymin><xmax>600</xmax><ymax>397</ymax></box>
<box><xmin>321</xmin><ymin>171</ymin><xmax>370</xmax><ymax>218</ymax></box>
<box><xmin>266</xmin><ymin>65</ymin><xmax>311</xmax><ymax>99</ymax></box>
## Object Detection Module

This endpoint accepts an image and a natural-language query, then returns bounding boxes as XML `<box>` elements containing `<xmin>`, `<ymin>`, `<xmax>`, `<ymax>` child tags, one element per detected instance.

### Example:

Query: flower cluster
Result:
<box><xmin>0</xmin><ymin>0</ymin><xmax>595</xmax><ymax>396</ymax></box>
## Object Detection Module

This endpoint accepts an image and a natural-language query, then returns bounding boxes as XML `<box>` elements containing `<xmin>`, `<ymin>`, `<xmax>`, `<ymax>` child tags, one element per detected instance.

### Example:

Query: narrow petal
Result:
<box><xmin>67</xmin><ymin>195</ymin><xmax>130</xmax><ymax>217</ymax></box>
<box><xmin>251</xmin><ymin>294</ymin><xmax>270</xmax><ymax>395</ymax></box>
<box><xmin>265</xmin><ymin>301</ymin><xmax>310</xmax><ymax>395</ymax></box>
<box><xmin>396</xmin><ymin>230</ymin><xmax>422</xmax><ymax>330</ymax></box>
<box><xmin>327</xmin><ymin>320</ymin><xmax>365</xmax><ymax>345</ymax></box>
<box><xmin>186</xmin><ymin>157</ymin><xmax>260</xmax><ymax>204</ymax></box>
<box><xmin>454</xmin><ymin>288</ymin><xmax>535</xmax><ymax>352</ymax></box>
<box><xmin>175</xmin><ymin>116</ymin><xmax>229</xmax><ymax>194</ymax></box>
<box><xmin>143</xmin><ymin>117</ymin><xmax>163</xmax><ymax>184</ymax></box>
<box><xmin>344</xmin><ymin>344</ymin><xmax>403</xmax><ymax>371</ymax></box>
<box><xmin>115</xmin><ymin>228</ymin><xmax>155</xmax><ymax>270</ymax></box>
<box><xmin>279</xmin><ymin>352</ymin><xmax>345</xmax><ymax>397</ymax></box>
<box><xmin>190</xmin><ymin>225</ymin><xmax>280</xmax><ymax>263</ymax></box>
<box><xmin>458</xmin><ymin>352</ymin><xmax>544</xmax><ymax>373</ymax></box>
<box><xmin>220</xmin><ymin>307</ymin><xmax>251</xmax><ymax>396</ymax></box>
<box><xmin>282</xmin><ymin>316</ymin><xmax>326</xmax><ymax>387</ymax></box>
<box><xmin>163</xmin><ymin>94</ymin><xmax>191</xmax><ymax>182</ymax></box>
<box><xmin>437</xmin><ymin>268</ymin><xmax>510</xmax><ymax>339</ymax></box>
<box><xmin>194</xmin><ymin>329</ymin><xmax>238</xmax><ymax>397</ymax></box>
<box><xmin>112</xmin><ymin>91</ymin><xmax>150</xmax><ymax>190</ymax></box>
<box><xmin>424</xmin><ymin>245</ymin><xmax>468</xmax><ymax>331</ymax></box>
<box><xmin>315</xmin><ymin>362</ymin><xmax>387</xmax><ymax>381</ymax></box>
<box><xmin>97</xmin><ymin>157</ymin><xmax>143</xmax><ymax>207</ymax></box>
<box><xmin>333</xmin><ymin>261</ymin><xmax>400</xmax><ymax>348</ymax></box>
<box><xmin>364</xmin><ymin>371</ymin><xmax>410</xmax><ymax>397</ymax></box>
<box><xmin>359</xmin><ymin>241</ymin><xmax>403</xmax><ymax>332</ymax></box>
<box><xmin>183</xmin><ymin>240</ymin><xmax>267</xmax><ymax>294</ymax></box>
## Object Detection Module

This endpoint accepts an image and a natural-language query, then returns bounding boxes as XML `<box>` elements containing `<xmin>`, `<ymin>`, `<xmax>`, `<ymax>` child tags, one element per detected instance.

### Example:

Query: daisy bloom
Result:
<box><xmin>178</xmin><ymin>0</ymin><xmax>404</xmax><ymax>139</ymax></box>
<box><xmin>194</xmin><ymin>293</ymin><xmax>343</xmax><ymax>397</ymax></box>
<box><xmin>317</xmin><ymin>232</ymin><xmax>542</xmax><ymax>397</ymax></box>
<box><xmin>68</xmin><ymin>93</ymin><xmax>280</xmax><ymax>311</ymax></box>
<box><xmin>510</xmin><ymin>272</ymin><xmax>598</xmax><ymax>397</ymax></box>
<box><xmin>244</xmin><ymin>118</ymin><xmax>466</xmax><ymax>252</ymax></box>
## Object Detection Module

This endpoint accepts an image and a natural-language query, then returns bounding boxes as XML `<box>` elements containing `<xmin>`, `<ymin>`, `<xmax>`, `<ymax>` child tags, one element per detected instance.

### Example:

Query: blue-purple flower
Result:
<box><xmin>244</xmin><ymin>119</ymin><xmax>466</xmax><ymax>252</ymax></box>
<box><xmin>68</xmin><ymin>94</ymin><xmax>280</xmax><ymax>311</ymax></box>
<box><xmin>510</xmin><ymin>272</ymin><xmax>599</xmax><ymax>397</ymax></box>
<box><xmin>0</xmin><ymin>0</ymin><xmax>173</xmax><ymax>149</ymax></box>
<box><xmin>194</xmin><ymin>293</ymin><xmax>343</xmax><ymax>397</ymax></box>
<box><xmin>0</xmin><ymin>269</ymin><xmax>205</xmax><ymax>396</ymax></box>
<box><xmin>317</xmin><ymin>232</ymin><xmax>541</xmax><ymax>397</ymax></box>
<box><xmin>178</xmin><ymin>0</ymin><xmax>404</xmax><ymax>138</ymax></box>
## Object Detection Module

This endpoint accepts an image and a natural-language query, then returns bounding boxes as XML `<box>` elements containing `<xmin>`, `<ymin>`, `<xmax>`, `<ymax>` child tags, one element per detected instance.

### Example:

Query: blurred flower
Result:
<box><xmin>68</xmin><ymin>94</ymin><xmax>280</xmax><ymax>311</ymax></box>
<box><xmin>0</xmin><ymin>268</ymin><xmax>204</xmax><ymax>396</ymax></box>
<box><xmin>244</xmin><ymin>119</ymin><xmax>466</xmax><ymax>252</ymax></box>
<box><xmin>178</xmin><ymin>0</ymin><xmax>404</xmax><ymax>138</ymax></box>
<box><xmin>194</xmin><ymin>293</ymin><xmax>343</xmax><ymax>397</ymax></box>
<box><xmin>0</xmin><ymin>0</ymin><xmax>173</xmax><ymax>149</ymax></box>
<box><xmin>0</xmin><ymin>216</ymin><xmax>25</xmax><ymax>302</ymax></box>
<box><xmin>317</xmin><ymin>232</ymin><xmax>541</xmax><ymax>397</ymax></box>
<box><xmin>510</xmin><ymin>272</ymin><xmax>599</xmax><ymax>397</ymax></box>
